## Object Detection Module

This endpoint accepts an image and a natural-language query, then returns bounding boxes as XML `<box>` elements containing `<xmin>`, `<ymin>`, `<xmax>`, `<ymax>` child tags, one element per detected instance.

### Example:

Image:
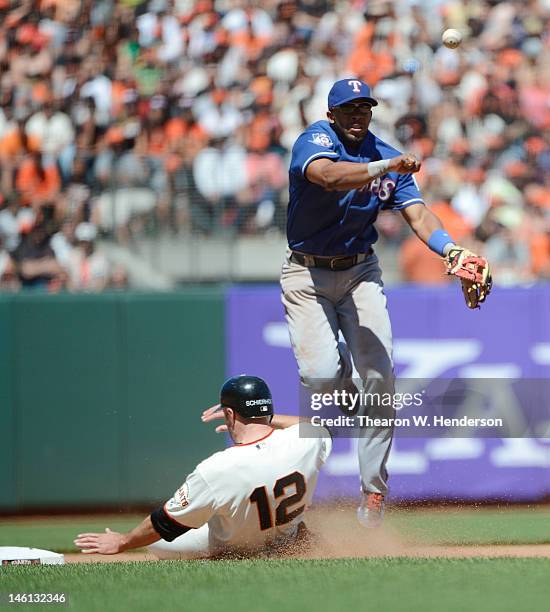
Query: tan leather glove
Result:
<box><xmin>445</xmin><ymin>246</ymin><xmax>493</xmax><ymax>309</ymax></box>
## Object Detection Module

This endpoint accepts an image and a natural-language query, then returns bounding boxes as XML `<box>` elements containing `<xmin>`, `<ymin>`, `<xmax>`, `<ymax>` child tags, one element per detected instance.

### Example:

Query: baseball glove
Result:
<box><xmin>445</xmin><ymin>246</ymin><xmax>492</xmax><ymax>309</ymax></box>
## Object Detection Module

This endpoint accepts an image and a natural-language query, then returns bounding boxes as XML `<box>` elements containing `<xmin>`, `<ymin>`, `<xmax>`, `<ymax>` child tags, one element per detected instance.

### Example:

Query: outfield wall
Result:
<box><xmin>0</xmin><ymin>291</ymin><xmax>225</xmax><ymax>511</ymax></box>
<box><xmin>1</xmin><ymin>286</ymin><xmax>550</xmax><ymax>511</ymax></box>
<box><xmin>226</xmin><ymin>285</ymin><xmax>550</xmax><ymax>502</ymax></box>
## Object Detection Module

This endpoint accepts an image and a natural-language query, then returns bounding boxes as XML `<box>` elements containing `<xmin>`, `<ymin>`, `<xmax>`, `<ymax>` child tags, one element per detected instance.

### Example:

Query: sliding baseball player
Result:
<box><xmin>74</xmin><ymin>375</ymin><xmax>331</xmax><ymax>558</ymax></box>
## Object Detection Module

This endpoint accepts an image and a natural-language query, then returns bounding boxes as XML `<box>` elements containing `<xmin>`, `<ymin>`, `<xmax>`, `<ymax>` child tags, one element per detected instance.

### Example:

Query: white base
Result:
<box><xmin>0</xmin><ymin>547</ymin><xmax>65</xmax><ymax>566</ymax></box>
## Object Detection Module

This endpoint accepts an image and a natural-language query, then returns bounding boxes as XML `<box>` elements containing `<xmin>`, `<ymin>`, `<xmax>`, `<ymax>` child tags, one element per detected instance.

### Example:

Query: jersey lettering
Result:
<box><xmin>274</xmin><ymin>471</ymin><xmax>306</xmax><ymax>525</ymax></box>
<box><xmin>245</xmin><ymin>398</ymin><xmax>272</xmax><ymax>406</ymax></box>
<box><xmin>369</xmin><ymin>177</ymin><xmax>396</xmax><ymax>201</ymax></box>
<box><xmin>249</xmin><ymin>471</ymin><xmax>307</xmax><ymax>531</ymax></box>
<box><xmin>289</xmin><ymin>120</ymin><xmax>424</xmax><ymax>254</ymax></box>
<box><xmin>249</xmin><ymin>486</ymin><xmax>272</xmax><ymax>530</ymax></box>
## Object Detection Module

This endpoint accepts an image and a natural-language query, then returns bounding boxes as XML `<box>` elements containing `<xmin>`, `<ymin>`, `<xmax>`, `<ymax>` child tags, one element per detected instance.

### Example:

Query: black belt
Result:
<box><xmin>290</xmin><ymin>249</ymin><xmax>373</xmax><ymax>271</ymax></box>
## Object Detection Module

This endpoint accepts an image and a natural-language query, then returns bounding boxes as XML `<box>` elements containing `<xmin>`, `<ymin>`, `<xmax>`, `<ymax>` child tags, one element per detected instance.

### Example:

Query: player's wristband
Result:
<box><xmin>427</xmin><ymin>229</ymin><xmax>455</xmax><ymax>256</ymax></box>
<box><xmin>366</xmin><ymin>159</ymin><xmax>391</xmax><ymax>179</ymax></box>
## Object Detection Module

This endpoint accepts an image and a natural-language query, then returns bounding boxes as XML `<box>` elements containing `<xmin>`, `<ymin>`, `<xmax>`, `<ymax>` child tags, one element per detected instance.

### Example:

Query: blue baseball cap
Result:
<box><xmin>328</xmin><ymin>79</ymin><xmax>378</xmax><ymax>108</ymax></box>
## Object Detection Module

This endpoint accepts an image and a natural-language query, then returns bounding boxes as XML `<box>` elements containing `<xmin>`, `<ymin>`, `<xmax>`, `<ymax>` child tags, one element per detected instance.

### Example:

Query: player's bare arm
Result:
<box><xmin>74</xmin><ymin>516</ymin><xmax>160</xmax><ymax>555</ymax></box>
<box><xmin>201</xmin><ymin>403</ymin><xmax>229</xmax><ymax>432</ymax></box>
<box><xmin>306</xmin><ymin>155</ymin><xmax>421</xmax><ymax>192</ymax></box>
<box><xmin>401</xmin><ymin>203</ymin><xmax>492</xmax><ymax>309</ymax></box>
<box><xmin>201</xmin><ymin>404</ymin><xmax>303</xmax><ymax>430</ymax></box>
<box><xmin>400</xmin><ymin>202</ymin><xmax>450</xmax><ymax>252</ymax></box>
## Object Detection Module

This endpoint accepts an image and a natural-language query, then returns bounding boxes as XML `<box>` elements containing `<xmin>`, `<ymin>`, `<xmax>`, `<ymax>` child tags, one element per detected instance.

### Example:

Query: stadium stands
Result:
<box><xmin>0</xmin><ymin>0</ymin><xmax>548</xmax><ymax>289</ymax></box>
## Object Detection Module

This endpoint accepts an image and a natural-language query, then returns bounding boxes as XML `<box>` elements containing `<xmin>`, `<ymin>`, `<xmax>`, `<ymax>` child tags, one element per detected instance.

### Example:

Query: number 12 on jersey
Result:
<box><xmin>249</xmin><ymin>471</ymin><xmax>306</xmax><ymax>530</ymax></box>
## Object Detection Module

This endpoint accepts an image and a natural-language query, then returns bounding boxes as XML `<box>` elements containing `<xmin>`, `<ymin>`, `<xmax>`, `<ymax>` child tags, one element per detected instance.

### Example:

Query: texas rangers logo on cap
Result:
<box><xmin>328</xmin><ymin>78</ymin><xmax>378</xmax><ymax>108</ymax></box>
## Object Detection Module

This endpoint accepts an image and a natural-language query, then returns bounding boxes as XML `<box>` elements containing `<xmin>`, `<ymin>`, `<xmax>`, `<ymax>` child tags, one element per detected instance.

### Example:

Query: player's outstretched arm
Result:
<box><xmin>401</xmin><ymin>203</ymin><xmax>492</xmax><ymax>308</ymax></box>
<box><xmin>201</xmin><ymin>403</ymin><xmax>229</xmax><ymax>432</ymax></box>
<box><xmin>74</xmin><ymin>516</ymin><xmax>160</xmax><ymax>555</ymax></box>
<box><xmin>306</xmin><ymin>154</ymin><xmax>421</xmax><ymax>191</ymax></box>
<box><xmin>400</xmin><ymin>202</ymin><xmax>451</xmax><ymax>251</ymax></box>
<box><xmin>201</xmin><ymin>404</ymin><xmax>303</xmax><ymax>430</ymax></box>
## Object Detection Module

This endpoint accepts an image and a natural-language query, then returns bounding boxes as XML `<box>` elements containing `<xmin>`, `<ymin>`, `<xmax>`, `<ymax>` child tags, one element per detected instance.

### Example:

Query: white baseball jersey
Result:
<box><xmin>163</xmin><ymin>423</ymin><xmax>331</xmax><ymax>553</ymax></box>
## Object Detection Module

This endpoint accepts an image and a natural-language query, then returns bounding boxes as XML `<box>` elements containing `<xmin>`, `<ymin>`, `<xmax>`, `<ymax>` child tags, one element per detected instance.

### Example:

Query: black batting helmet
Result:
<box><xmin>220</xmin><ymin>375</ymin><xmax>274</xmax><ymax>419</ymax></box>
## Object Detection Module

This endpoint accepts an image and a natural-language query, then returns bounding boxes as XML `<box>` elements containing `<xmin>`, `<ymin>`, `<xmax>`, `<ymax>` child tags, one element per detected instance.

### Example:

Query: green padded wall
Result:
<box><xmin>0</xmin><ymin>291</ymin><xmax>225</xmax><ymax>511</ymax></box>
<box><xmin>0</xmin><ymin>298</ymin><xmax>16</xmax><ymax>509</ymax></box>
<box><xmin>123</xmin><ymin>292</ymin><xmax>225</xmax><ymax>503</ymax></box>
<box><xmin>13</xmin><ymin>294</ymin><xmax>122</xmax><ymax>506</ymax></box>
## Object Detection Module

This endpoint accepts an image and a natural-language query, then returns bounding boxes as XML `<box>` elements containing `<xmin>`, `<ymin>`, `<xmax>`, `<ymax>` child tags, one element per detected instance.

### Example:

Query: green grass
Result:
<box><xmin>2</xmin><ymin>558</ymin><xmax>550</xmax><ymax>612</ymax></box>
<box><xmin>387</xmin><ymin>507</ymin><xmax>550</xmax><ymax>545</ymax></box>
<box><xmin>2</xmin><ymin>509</ymin><xmax>549</xmax><ymax>612</ymax></box>
<box><xmin>2</xmin><ymin>507</ymin><xmax>550</xmax><ymax>552</ymax></box>
<box><xmin>0</xmin><ymin>516</ymin><xmax>144</xmax><ymax>552</ymax></box>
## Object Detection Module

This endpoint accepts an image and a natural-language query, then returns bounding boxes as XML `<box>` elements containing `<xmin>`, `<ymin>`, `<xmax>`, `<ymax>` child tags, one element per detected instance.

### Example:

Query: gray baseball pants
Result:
<box><xmin>280</xmin><ymin>250</ymin><xmax>395</xmax><ymax>496</ymax></box>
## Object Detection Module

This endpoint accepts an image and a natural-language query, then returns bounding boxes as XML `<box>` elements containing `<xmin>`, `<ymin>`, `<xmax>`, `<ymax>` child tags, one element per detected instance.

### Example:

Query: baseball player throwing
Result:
<box><xmin>282</xmin><ymin>78</ymin><xmax>491</xmax><ymax>527</ymax></box>
<box><xmin>74</xmin><ymin>375</ymin><xmax>331</xmax><ymax>559</ymax></box>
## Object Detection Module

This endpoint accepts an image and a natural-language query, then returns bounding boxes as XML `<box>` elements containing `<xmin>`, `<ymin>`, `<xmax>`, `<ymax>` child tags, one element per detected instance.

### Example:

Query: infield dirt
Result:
<box><xmin>63</xmin><ymin>506</ymin><xmax>550</xmax><ymax>562</ymax></box>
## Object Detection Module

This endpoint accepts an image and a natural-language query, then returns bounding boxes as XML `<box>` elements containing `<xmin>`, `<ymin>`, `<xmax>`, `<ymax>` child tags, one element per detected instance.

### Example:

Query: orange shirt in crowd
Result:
<box><xmin>30</xmin><ymin>80</ymin><xmax>52</xmax><ymax>106</ymax></box>
<box><xmin>230</xmin><ymin>31</ymin><xmax>270</xmax><ymax>61</ymax></box>
<box><xmin>429</xmin><ymin>201</ymin><xmax>473</xmax><ymax>242</ymax></box>
<box><xmin>165</xmin><ymin>117</ymin><xmax>188</xmax><ymax>143</ymax></box>
<box><xmin>400</xmin><ymin>236</ymin><xmax>451</xmax><ymax>284</ymax></box>
<box><xmin>164</xmin><ymin>118</ymin><xmax>208</xmax><ymax>152</ymax></box>
<box><xmin>0</xmin><ymin>130</ymin><xmax>41</xmax><ymax>160</ymax></box>
<box><xmin>110</xmin><ymin>81</ymin><xmax>129</xmax><ymax>118</ymax></box>
<box><xmin>348</xmin><ymin>48</ymin><xmax>394</xmax><ymax>86</ymax></box>
<box><xmin>530</xmin><ymin>232</ymin><xmax>550</xmax><ymax>276</ymax></box>
<box><xmin>247</xmin><ymin>113</ymin><xmax>274</xmax><ymax>152</ymax></box>
<box><xmin>147</xmin><ymin>126</ymin><xmax>168</xmax><ymax>156</ymax></box>
<box><xmin>15</xmin><ymin>158</ymin><xmax>61</xmax><ymax>204</ymax></box>
<box><xmin>163</xmin><ymin>120</ymin><xmax>209</xmax><ymax>172</ymax></box>
<box><xmin>249</xmin><ymin>76</ymin><xmax>273</xmax><ymax>106</ymax></box>
<box><xmin>347</xmin><ymin>24</ymin><xmax>395</xmax><ymax>86</ymax></box>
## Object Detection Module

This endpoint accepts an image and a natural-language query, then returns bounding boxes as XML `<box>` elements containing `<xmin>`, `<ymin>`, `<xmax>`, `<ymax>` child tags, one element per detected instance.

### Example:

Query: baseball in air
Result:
<box><xmin>442</xmin><ymin>29</ymin><xmax>462</xmax><ymax>49</ymax></box>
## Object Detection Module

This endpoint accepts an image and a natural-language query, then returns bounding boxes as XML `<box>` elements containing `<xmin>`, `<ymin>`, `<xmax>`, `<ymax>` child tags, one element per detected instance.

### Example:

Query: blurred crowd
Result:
<box><xmin>0</xmin><ymin>0</ymin><xmax>549</xmax><ymax>290</ymax></box>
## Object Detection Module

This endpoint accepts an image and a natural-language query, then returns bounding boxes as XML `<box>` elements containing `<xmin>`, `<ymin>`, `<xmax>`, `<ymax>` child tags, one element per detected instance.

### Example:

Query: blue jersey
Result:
<box><xmin>288</xmin><ymin>120</ymin><xmax>424</xmax><ymax>256</ymax></box>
